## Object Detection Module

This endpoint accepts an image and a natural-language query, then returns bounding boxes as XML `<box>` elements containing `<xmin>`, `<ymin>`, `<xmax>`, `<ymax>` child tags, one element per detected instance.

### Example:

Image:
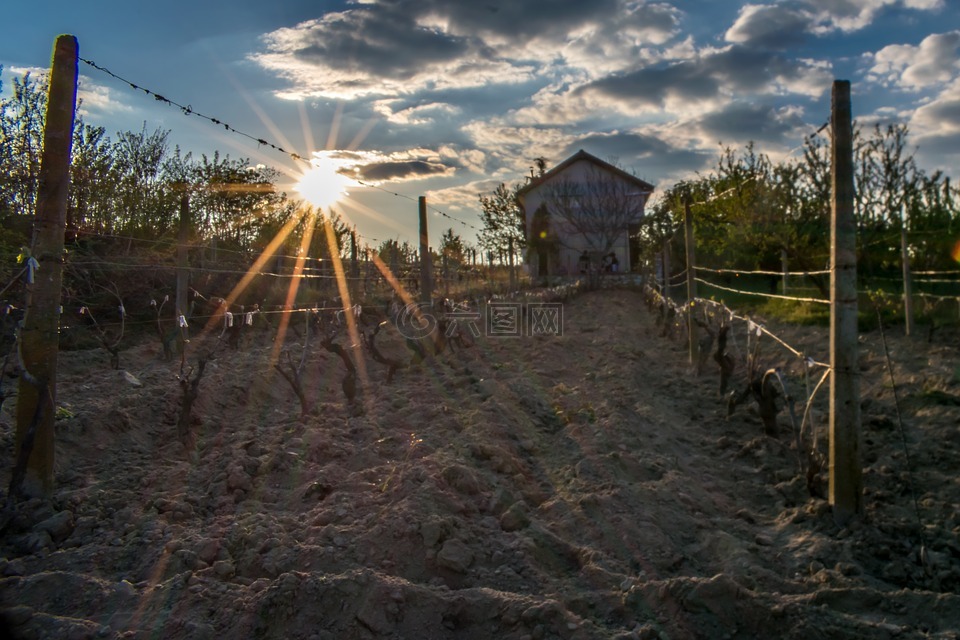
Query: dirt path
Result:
<box><xmin>1</xmin><ymin>287</ymin><xmax>959</xmax><ymax>639</ymax></box>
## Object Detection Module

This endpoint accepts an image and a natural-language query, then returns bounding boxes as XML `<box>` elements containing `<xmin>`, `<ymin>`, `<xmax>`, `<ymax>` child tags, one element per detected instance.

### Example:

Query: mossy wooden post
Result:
<box><xmin>829</xmin><ymin>80</ymin><xmax>863</xmax><ymax>524</ymax></box>
<box><xmin>684</xmin><ymin>198</ymin><xmax>697</xmax><ymax>367</ymax></box>
<box><xmin>419</xmin><ymin>197</ymin><xmax>432</xmax><ymax>305</ymax></box>
<box><xmin>15</xmin><ymin>35</ymin><xmax>78</xmax><ymax>497</ymax></box>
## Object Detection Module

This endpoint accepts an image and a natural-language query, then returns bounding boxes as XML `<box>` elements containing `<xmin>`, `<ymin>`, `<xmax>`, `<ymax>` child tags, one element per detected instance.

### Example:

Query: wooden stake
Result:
<box><xmin>684</xmin><ymin>198</ymin><xmax>698</xmax><ymax>367</ymax></box>
<box><xmin>900</xmin><ymin>205</ymin><xmax>914</xmax><ymax>336</ymax></box>
<box><xmin>14</xmin><ymin>35</ymin><xmax>78</xmax><ymax>497</ymax></box>
<box><xmin>419</xmin><ymin>197</ymin><xmax>432</xmax><ymax>304</ymax></box>
<box><xmin>176</xmin><ymin>187</ymin><xmax>190</xmax><ymax>344</ymax></box>
<box><xmin>662</xmin><ymin>239</ymin><xmax>671</xmax><ymax>299</ymax></box>
<box><xmin>829</xmin><ymin>80</ymin><xmax>863</xmax><ymax>524</ymax></box>
<box><xmin>781</xmin><ymin>248</ymin><xmax>789</xmax><ymax>295</ymax></box>
<box><xmin>508</xmin><ymin>237</ymin><xmax>516</xmax><ymax>291</ymax></box>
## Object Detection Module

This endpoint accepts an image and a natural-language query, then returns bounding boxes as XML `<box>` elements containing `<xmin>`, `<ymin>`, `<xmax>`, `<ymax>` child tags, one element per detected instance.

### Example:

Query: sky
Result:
<box><xmin>2</xmin><ymin>0</ymin><xmax>960</xmax><ymax>249</ymax></box>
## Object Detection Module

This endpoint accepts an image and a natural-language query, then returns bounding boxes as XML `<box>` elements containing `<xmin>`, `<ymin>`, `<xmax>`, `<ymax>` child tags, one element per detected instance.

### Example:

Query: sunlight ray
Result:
<box><xmin>325</xmin><ymin>101</ymin><xmax>344</xmax><ymax>153</ymax></box>
<box><xmin>336</xmin><ymin>197</ymin><xmax>411</xmax><ymax>237</ymax></box>
<box><xmin>322</xmin><ymin>217</ymin><xmax>370</xmax><ymax>394</ymax></box>
<box><xmin>211</xmin><ymin>131</ymin><xmax>304</xmax><ymax>182</ymax></box>
<box><xmin>368</xmin><ymin>252</ymin><xmax>416</xmax><ymax>309</ymax></box>
<box><xmin>199</xmin><ymin>208</ymin><xmax>305</xmax><ymax>336</ymax></box>
<box><xmin>227</xmin><ymin>75</ymin><xmax>300</xmax><ymax>161</ymax></box>
<box><xmin>347</xmin><ymin>116</ymin><xmax>379</xmax><ymax>152</ymax></box>
<box><xmin>297</xmin><ymin>100</ymin><xmax>318</xmax><ymax>161</ymax></box>
<box><xmin>270</xmin><ymin>206</ymin><xmax>318</xmax><ymax>366</ymax></box>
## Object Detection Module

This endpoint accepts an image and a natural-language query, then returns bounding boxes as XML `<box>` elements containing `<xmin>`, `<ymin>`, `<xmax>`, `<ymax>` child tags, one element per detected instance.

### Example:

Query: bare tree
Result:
<box><xmin>538</xmin><ymin>165</ymin><xmax>647</xmax><ymax>255</ymax></box>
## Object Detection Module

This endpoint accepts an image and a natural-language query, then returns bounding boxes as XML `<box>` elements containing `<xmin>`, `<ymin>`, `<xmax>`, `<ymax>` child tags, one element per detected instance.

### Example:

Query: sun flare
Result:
<box><xmin>294</xmin><ymin>155</ymin><xmax>355</xmax><ymax>209</ymax></box>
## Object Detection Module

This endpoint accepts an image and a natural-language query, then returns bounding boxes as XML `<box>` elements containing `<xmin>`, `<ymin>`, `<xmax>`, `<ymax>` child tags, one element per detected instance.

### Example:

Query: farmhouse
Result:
<box><xmin>517</xmin><ymin>150</ymin><xmax>654</xmax><ymax>277</ymax></box>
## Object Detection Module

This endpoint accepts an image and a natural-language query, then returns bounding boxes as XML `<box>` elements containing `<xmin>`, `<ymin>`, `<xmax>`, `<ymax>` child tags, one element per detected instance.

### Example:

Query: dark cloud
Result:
<box><xmin>919</xmin><ymin>97</ymin><xmax>960</xmax><ymax>124</ymax></box>
<box><xmin>283</xmin><ymin>7</ymin><xmax>475</xmax><ymax>79</ymax></box>
<box><xmin>915</xmin><ymin>130</ymin><xmax>960</xmax><ymax>157</ymax></box>
<box><xmin>698</xmin><ymin>101</ymin><xmax>806</xmax><ymax>143</ymax></box>
<box><xmin>562</xmin><ymin>132</ymin><xmax>713</xmax><ymax>177</ymax></box>
<box><xmin>725</xmin><ymin>4</ymin><xmax>814</xmax><ymax>49</ymax></box>
<box><xmin>580</xmin><ymin>64</ymin><xmax>719</xmax><ymax>106</ymax></box>
<box><xmin>578</xmin><ymin>45</ymin><xmax>826</xmax><ymax>105</ymax></box>
<box><xmin>355</xmin><ymin>160</ymin><xmax>454</xmax><ymax>182</ymax></box>
<box><xmin>256</xmin><ymin>0</ymin><xmax>683</xmax><ymax>100</ymax></box>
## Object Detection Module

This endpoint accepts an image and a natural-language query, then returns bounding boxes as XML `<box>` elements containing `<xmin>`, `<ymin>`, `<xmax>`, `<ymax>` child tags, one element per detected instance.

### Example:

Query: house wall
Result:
<box><xmin>522</xmin><ymin>159</ymin><xmax>647</xmax><ymax>275</ymax></box>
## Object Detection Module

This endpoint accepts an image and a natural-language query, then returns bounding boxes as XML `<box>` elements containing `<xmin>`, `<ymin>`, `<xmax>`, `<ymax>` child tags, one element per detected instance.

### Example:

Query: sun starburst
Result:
<box><xmin>294</xmin><ymin>153</ymin><xmax>357</xmax><ymax>209</ymax></box>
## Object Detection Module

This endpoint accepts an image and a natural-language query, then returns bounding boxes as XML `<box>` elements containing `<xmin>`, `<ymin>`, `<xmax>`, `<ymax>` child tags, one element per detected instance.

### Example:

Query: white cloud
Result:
<box><xmin>726</xmin><ymin>4</ymin><xmax>816</xmax><ymax>48</ymax></box>
<box><xmin>911</xmin><ymin>76</ymin><xmax>960</xmax><ymax>134</ymax></box>
<box><xmin>807</xmin><ymin>0</ymin><xmax>944</xmax><ymax>32</ymax></box>
<box><xmin>373</xmin><ymin>100</ymin><xmax>461</xmax><ymax>125</ymax></box>
<box><xmin>910</xmin><ymin>77</ymin><xmax>960</xmax><ymax>170</ymax></box>
<box><xmin>867</xmin><ymin>30</ymin><xmax>960</xmax><ymax>89</ymax></box>
<box><xmin>2</xmin><ymin>66</ymin><xmax>132</xmax><ymax>118</ymax></box>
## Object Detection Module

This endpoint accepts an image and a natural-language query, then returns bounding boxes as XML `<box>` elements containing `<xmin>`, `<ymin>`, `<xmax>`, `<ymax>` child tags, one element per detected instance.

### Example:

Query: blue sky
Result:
<box><xmin>2</xmin><ymin>0</ymin><xmax>959</xmax><ymax>248</ymax></box>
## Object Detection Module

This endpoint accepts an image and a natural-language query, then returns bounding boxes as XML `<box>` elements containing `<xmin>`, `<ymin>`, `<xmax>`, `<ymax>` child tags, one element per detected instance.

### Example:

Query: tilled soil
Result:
<box><xmin>1</xmin><ymin>286</ymin><xmax>959</xmax><ymax>639</ymax></box>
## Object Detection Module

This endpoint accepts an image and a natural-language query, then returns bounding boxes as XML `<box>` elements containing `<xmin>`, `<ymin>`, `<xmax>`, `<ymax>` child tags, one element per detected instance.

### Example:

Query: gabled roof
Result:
<box><xmin>516</xmin><ymin>149</ymin><xmax>655</xmax><ymax>199</ymax></box>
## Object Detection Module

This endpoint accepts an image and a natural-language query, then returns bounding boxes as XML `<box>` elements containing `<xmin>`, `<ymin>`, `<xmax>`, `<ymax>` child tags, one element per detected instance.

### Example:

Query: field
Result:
<box><xmin>1</xmin><ymin>285</ymin><xmax>959</xmax><ymax>639</ymax></box>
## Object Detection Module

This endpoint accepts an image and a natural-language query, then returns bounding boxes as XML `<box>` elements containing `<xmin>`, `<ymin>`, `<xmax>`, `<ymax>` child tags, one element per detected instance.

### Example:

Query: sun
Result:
<box><xmin>294</xmin><ymin>155</ymin><xmax>355</xmax><ymax>209</ymax></box>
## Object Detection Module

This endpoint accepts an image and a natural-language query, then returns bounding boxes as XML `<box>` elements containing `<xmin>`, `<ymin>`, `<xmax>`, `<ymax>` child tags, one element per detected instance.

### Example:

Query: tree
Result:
<box><xmin>110</xmin><ymin>124</ymin><xmax>172</xmax><ymax>242</ymax></box>
<box><xmin>0</xmin><ymin>72</ymin><xmax>47</xmax><ymax>224</ymax></box>
<box><xmin>376</xmin><ymin>238</ymin><xmax>416</xmax><ymax>267</ymax></box>
<box><xmin>478</xmin><ymin>182</ymin><xmax>525</xmax><ymax>261</ymax></box>
<box><xmin>907</xmin><ymin>173</ymin><xmax>958</xmax><ymax>272</ymax></box>
<box><xmin>439</xmin><ymin>227</ymin><xmax>466</xmax><ymax>265</ymax></box>
<box><xmin>68</xmin><ymin>122</ymin><xmax>116</xmax><ymax>237</ymax></box>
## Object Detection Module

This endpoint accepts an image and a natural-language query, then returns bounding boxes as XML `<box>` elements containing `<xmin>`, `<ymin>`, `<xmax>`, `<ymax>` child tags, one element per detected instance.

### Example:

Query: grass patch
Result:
<box><xmin>757</xmin><ymin>298</ymin><xmax>830</xmax><ymax>325</ymax></box>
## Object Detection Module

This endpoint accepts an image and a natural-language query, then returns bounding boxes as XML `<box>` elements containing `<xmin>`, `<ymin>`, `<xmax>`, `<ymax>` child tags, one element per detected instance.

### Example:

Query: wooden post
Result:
<box><xmin>684</xmin><ymin>199</ymin><xmax>698</xmax><ymax>366</ymax></box>
<box><xmin>829</xmin><ymin>79</ymin><xmax>863</xmax><ymax>524</ymax></box>
<box><xmin>176</xmin><ymin>188</ymin><xmax>190</xmax><ymax>340</ymax></box>
<box><xmin>508</xmin><ymin>237</ymin><xmax>516</xmax><ymax>291</ymax></box>
<box><xmin>662</xmin><ymin>239</ymin><xmax>671</xmax><ymax>299</ymax></box>
<box><xmin>349</xmin><ymin>230</ymin><xmax>358</xmax><ymax>298</ymax></box>
<box><xmin>390</xmin><ymin>242</ymin><xmax>400</xmax><ymax>282</ymax></box>
<box><xmin>442</xmin><ymin>253</ymin><xmax>450</xmax><ymax>297</ymax></box>
<box><xmin>418</xmin><ymin>197</ymin><xmax>432</xmax><ymax>304</ymax></box>
<box><xmin>14</xmin><ymin>35</ymin><xmax>78</xmax><ymax>498</ymax></box>
<box><xmin>781</xmin><ymin>248</ymin><xmax>789</xmax><ymax>295</ymax></box>
<box><xmin>900</xmin><ymin>205</ymin><xmax>914</xmax><ymax>337</ymax></box>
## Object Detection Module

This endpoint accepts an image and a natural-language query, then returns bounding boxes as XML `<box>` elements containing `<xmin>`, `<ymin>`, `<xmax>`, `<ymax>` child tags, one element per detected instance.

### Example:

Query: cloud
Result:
<box><xmin>725</xmin><ymin>4</ymin><xmax>816</xmax><ymax>49</ymax></box>
<box><xmin>358</xmin><ymin>159</ymin><xmax>453</xmax><ymax>182</ymax></box>
<box><xmin>806</xmin><ymin>0</ymin><xmax>944</xmax><ymax>32</ymax></box>
<box><xmin>325</xmin><ymin>148</ymin><xmax>456</xmax><ymax>184</ymax></box>
<box><xmin>577</xmin><ymin>45</ymin><xmax>832</xmax><ymax>115</ymax></box>
<box><xmin>252</xmin><ymin>0</ymin><xmax>682</xmax><ymax>101</ymax></box>
<box><xmin>725</xmin><ymin>0</ymin><xmax>946</xmax><ymax>46</ymax></box>
<box><xmin>373</xmin><ymin>100</ymin><xmax>462</xmax><ymax>125</ymax></box>
<box><xmin>556</xmin><ymin>2</ymin><xmax>682</xmax><ymax>75</ymax></box>
<box><xmin>560</xmin><ymin>130</ymin><xmax>713</xmax><ymax>179</ymax></box>
<box><xmin>696</xmin><ymin>101</ymin><xmax>809</xmax><ymax>145</ymax></box>
<box><xmin>867</xmin><ymin>30</ymin><xmax>960</xmax><ymax>89</ymax></box>
<box><xmin>2</xmin><ymin>66</ymin><xmax>132</xmax><ymax>118</ymax></box>
<box><xmin>252</xmin><ymin>5</ymin><xmax>533</xmax><ymax>100</ymax></box>
<box><xmin>914</xmin><ymin>92</ymin><xmax>960</xmax><ymax>130</ymax></box>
